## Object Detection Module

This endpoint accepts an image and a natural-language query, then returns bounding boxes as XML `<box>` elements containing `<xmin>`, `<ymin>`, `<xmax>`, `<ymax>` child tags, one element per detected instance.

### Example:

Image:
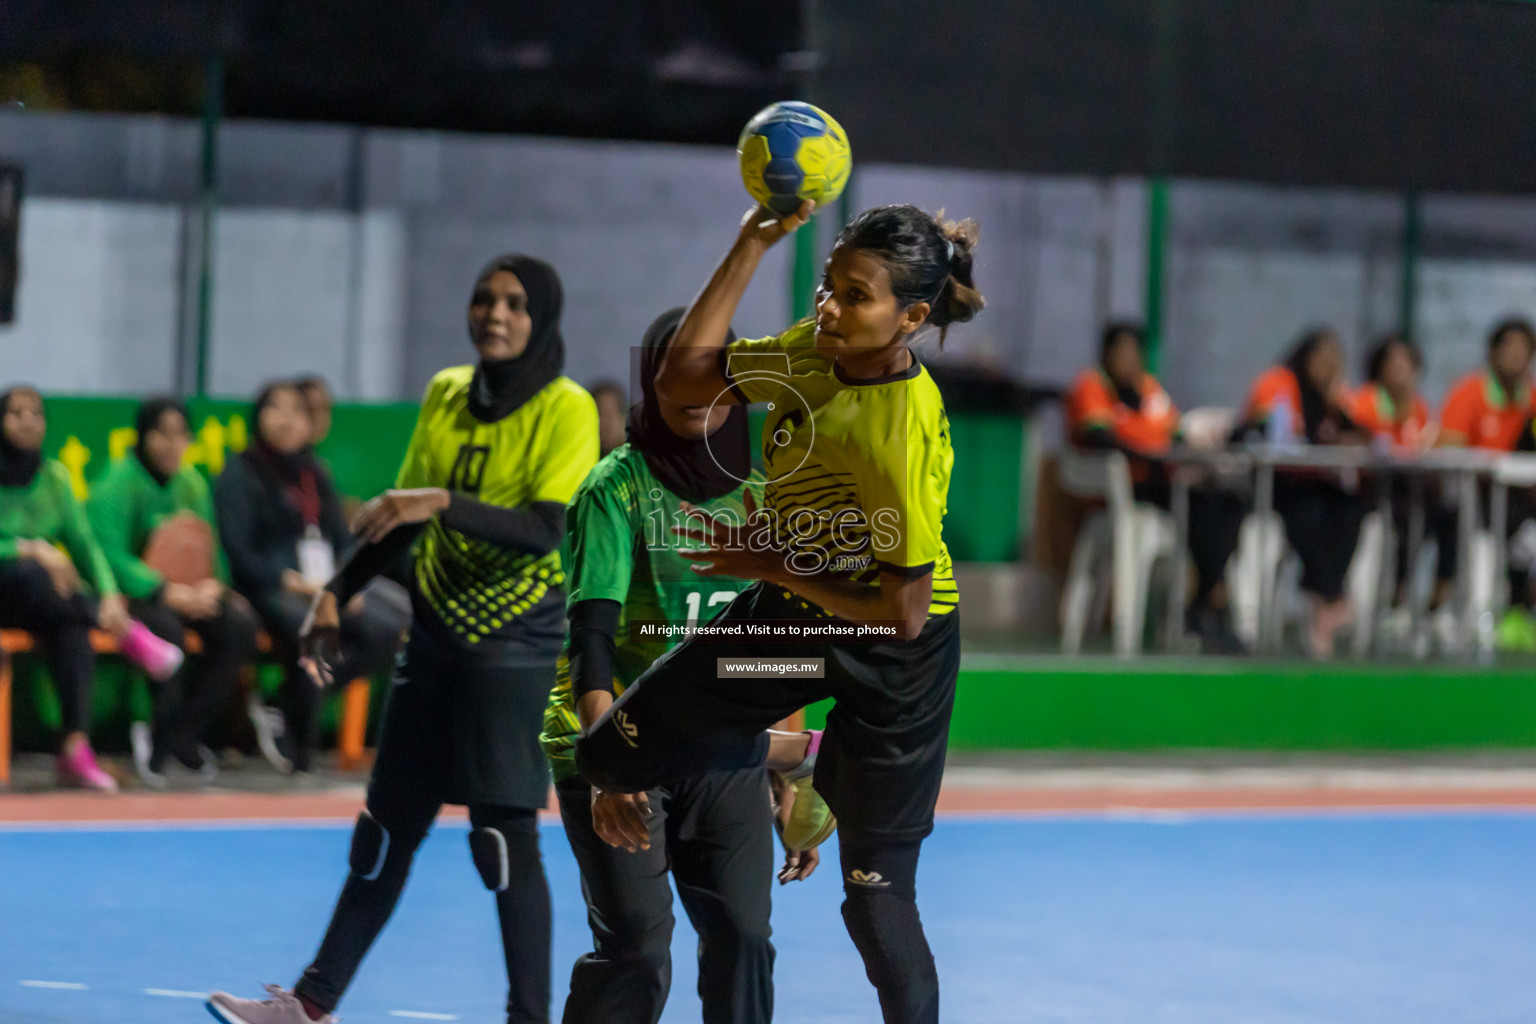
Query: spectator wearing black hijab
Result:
<box><xmin>1239</xmin><ymin>329</ymin><xmax>1369</xmax><ymax>657</ymax></box>
<box><xmin>214</xmin><ymin>381</ymin><xmax>408</xmax><ymax>775</ymax></box>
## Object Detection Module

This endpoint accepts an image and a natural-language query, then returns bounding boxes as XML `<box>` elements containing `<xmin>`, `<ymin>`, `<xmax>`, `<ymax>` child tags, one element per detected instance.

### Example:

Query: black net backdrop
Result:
<box><xmin>8</xmin><ymin>0</ymin><xmax>1536</xmax><ymax>193</ymax></box>
<box><xmin>814</xmin><ymin>0</ymin><xmax>1536</xmax><ymax>194</ymax></box>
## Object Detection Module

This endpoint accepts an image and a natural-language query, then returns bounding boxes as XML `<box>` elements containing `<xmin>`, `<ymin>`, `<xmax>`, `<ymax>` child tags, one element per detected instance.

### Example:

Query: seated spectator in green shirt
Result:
<box><xmin>0</xmin><ymin>386</ymin><xmax>182</xmax><ymax>793</ymax></box>
<box><xmin>88</xmin><ymin>398</ymin><xmax>262</xmax><ymax>789</ymax></box>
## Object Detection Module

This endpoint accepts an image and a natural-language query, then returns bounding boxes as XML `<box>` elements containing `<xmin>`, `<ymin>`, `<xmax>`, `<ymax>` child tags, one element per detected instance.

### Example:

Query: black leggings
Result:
<box><xmin>1273</xmin><ymin>477</ymin><xmax>1368</xmax><ymax>602</ymax></box>
<box><xmin>294</xmin><ymin>628</ymin><xmax>553</xmax><ymax>1023</ymax></box>
<box><xmin>296</xmin><ymin>797</ymin><xmax>551</xmax><ymax>1024</ymax></box>
<box><xmin>576</xmin><ymin>583</ymin><xmax>958</xmax><ymax>1024</ymax></box>
<box><xmin>1136</xmin><ymin>478</ymin><xmax>1247</xmax><ymax>607</ymax></box>
<box><xmin>251</xmin><ymin>581</ymin><xmax>409</xmax><ymax>772</ymax></box>
<box><xmin>555</xmin><ymin>769</ymin><xmax>775</xmax><ymax>1024</ymax></box>
<box><xmin>132</xmin><ymin>592</ymin><xmax>261</xmax><ymax>766</ymax></box>
<box><xmin>1431</xmin><ymin>484</ymin><xmax>1536</xmax><ymax>608</ymax></box>
<box><xmin>0</xmin><ymin>559</ymin><xmax>99</xmax><ymax>737</ymax></box>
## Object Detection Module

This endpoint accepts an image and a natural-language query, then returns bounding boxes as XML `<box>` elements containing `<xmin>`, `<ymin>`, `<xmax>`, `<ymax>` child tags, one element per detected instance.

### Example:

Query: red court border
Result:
<box><xmin>3</xmin><ymin>785</ymin><xmax>1534</xmax><ymax>825</ymax></box>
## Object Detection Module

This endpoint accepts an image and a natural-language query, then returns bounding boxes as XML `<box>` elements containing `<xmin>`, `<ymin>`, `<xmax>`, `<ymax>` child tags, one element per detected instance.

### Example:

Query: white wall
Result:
<box><xmin>2</xmin><ymin>198</ymin><xmax>181</xmax><ymax>393</ymax></box>
<box><xmin>855</xmin><ymin>168</ymin><xmax>1145</xmax><ymax>384</ymax></box>
<box><xmin>8</xmin><ymin>111</ymin><xmax>1536</xmax><ymax>411</ymax></box>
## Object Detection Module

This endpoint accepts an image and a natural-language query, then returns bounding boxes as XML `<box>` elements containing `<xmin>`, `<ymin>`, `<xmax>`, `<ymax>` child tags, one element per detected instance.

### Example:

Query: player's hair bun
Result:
<box><xmin>834</xmin><ymin>204</ymin><xmax>985</xmax><ymax>345</ymax></box>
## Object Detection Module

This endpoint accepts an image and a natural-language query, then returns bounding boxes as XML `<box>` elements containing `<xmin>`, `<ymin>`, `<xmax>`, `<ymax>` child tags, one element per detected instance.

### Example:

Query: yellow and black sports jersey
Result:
<box><xmin>720</xmin><ymin>320</ymin><xmax>957</xmax><ymax>619</ymax></box>
<box><xmin>397</xmin><ymin>365</ymin><xmax>599</xmax><ymax>653</ymax></box>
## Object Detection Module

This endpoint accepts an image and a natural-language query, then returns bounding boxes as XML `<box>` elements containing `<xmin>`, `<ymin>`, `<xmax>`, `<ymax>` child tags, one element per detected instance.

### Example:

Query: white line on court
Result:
<box><xmin>20</xmin><ymin>980</ymin><xmax>88</xmax><ymax>990</ymax></box>
<box><xmin>145</xmin><ymin>988</ymin><xmax>209</xmax><ymax>998</ymax></box>
<box><xmin>388</xmin><ymin>1012</ymin><xmax>459</xmax><ymax>1020</ymax></box>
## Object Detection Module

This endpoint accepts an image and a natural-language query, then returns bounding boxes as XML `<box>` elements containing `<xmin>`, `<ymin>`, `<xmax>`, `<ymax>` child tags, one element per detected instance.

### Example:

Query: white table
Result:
<box><xmin>1162</xmin><ymin>445</ymin><xmax>1533</xmax><ymax>656</ymax></box>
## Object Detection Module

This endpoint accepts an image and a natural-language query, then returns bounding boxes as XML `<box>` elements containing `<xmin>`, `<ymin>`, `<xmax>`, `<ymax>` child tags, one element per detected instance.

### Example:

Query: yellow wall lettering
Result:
<box><xmin>57</xmin><ymin>436</ymin><xmax>92</xmax><ymax>499</ymax></box>
<box><xmin>108</xmin><ymin>427</ymin><xmax>137</xmax><ymax>463</ymax></box>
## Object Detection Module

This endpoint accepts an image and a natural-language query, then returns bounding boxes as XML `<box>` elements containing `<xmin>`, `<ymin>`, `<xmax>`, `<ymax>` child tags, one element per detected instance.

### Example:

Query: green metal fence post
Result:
<box><xmin>1144</xmin><ymin>181</ymin><xmax>1169</xmax><ymax>373</ymax></box>
<box><xmin>194</xmin><ymin>54</ymin><xmax>224</xmax><ymax>398</ymax></box>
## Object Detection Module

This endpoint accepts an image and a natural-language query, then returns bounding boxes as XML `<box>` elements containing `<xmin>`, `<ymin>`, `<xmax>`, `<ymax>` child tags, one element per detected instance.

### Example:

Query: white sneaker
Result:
<box><xmin>1376</xmin><ymin>608</ymin><xmax>1411</xmax><ymax>649</ymax></box>
<box><xmin>248</xmin><ymin>694</ymin><xmax>293</xmax><ymax>774</ymax></box>
<box><xmin>1433</xmin><ymin>607</ymin><xmax>1462</xmax><ymax>656</ymax></box>
<box><xmin>182</xmin><ymin>743</ymin><xmax>220</xmax><ymax>785</ymax></box>
<box><xmin>207</xmin><ymin>984</ymin><xmax>335</xmax><ymax>1024</ymax></box>
<box><xmin>130</xmin><ymin>721</ymin><xmax>166</xmax><ymax>791</ymax></box>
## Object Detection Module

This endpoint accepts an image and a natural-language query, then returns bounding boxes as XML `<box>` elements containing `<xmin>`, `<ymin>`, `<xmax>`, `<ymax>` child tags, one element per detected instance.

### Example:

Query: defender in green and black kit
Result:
<box><xmin>543</xmin><ymin>308</ymin><xmax>807</xmax><ymax>1024</ymax></box>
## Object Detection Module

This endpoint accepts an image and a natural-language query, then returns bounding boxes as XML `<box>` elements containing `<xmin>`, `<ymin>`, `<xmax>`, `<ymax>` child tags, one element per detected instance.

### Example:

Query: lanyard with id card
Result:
<box><xmin>296</xmin><ymin>524</ymin><xmax>336</xmax><ymax>587</ymax></box>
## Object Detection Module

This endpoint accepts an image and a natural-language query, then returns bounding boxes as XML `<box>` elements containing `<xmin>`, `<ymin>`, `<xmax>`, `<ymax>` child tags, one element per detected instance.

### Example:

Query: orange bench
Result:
<box><xmin>0</xmin><ymin>628</ymin><xmax>373</xmax><ymax>786</ymax></box>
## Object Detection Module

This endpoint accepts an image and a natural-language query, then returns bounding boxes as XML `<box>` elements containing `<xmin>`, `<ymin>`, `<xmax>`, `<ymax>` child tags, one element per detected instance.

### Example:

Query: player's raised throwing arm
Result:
<box><xmin>655</xmin><ymin>201</ymin><xmax>813</xmax><ymax>407</ymax></box>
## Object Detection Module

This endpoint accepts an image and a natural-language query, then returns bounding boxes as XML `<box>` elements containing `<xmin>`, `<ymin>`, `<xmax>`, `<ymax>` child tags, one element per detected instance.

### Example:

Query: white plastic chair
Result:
<box><xmin>1058</xmin><ymin>450</ymin><xmax>1179</xmax><ymax>657</ymax></box>
<box><xmin>1227</xmin><ymin>512</ymin><xmax>1285</xmax><ymax>648</ymax></box>
<box><xmin>1228</xmin><ymin>508</ymin><xmax>1386</xmax><ymax>655</ymax></box>
<box><xmin>1344</xmin><ymin>511</ymin><xmax>1388</xmax><ymax>657</ymax></box>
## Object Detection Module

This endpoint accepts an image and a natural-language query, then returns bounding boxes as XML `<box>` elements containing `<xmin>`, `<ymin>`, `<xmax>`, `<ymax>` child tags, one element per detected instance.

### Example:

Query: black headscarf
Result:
<box><xmin>1284</xmin><ymin>329</ymin><xmax>1356</xmax><ymax>443</ymax></box>
<box><xmin>133</xmin><ymin>397</ymin><xmax>190</xmax><ymax>488</ymax></box>
<box><xmin>243</xmin><ymin>382</ymin><xmax>315</xmax><ymax>484</ymax></box>
<box><xmin>241</xmin><ymin>381</ymin><xmax>340</xmax><ymax>532</ymax></box>
<box><xmin>625</xmin><ymin>308</ymin><xmax>751</xmax><ymax>504</ymax></box>
<box><xmin>0</xmin><ymin>387</ymin><xmax>44</xmax><ymax>489</ymax></box>
<box><xmin>467</xmin><ymin>254</ymin><xmax>566</xmax><ymax>423</ymax></box>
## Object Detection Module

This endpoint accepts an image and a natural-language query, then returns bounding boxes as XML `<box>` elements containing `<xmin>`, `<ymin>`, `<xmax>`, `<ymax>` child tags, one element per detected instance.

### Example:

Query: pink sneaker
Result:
<box><xmin>118</xmin><ymin>619</ymin><xmax>185</xmax><ymax>681</ymax></box>
<box><xmin>57</xmin><ymin>741</ymin><xmax>119</xmax><ymax>793</ymax></box>
<box><xmin>207</xmin><ymin>985</ymin><xmax>336</xmax><ymax>1024</ymax></box>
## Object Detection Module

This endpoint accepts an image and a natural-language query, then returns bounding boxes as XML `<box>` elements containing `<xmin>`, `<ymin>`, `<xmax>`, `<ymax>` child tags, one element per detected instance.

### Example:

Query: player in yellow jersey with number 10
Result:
<box><xmin>209</xmin><ymin>254</ymin><xmax>599</xmax><ymax>1024</ymax></box>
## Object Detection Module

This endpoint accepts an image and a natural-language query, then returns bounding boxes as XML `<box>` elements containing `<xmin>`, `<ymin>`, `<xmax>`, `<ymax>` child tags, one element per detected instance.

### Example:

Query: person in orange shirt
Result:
<box><xmin>1351</xmin><ymin>334</ymin><xmax>1458</xmax><ymax>614</ymax></box>
<box><xmin>1436</xmin><ymin>319</ymin><xmax>1536</xmax><ymax>649</ymax></box>
<box><xmin>1504</xmin><ymin>410</ymin><xmax>1536</xmax><ymax>648</ymax></box>
<box><xmin>1065</xmin><ymin>323</ymin><xmax>1180</xmax><ymax>469</ymax></box>
<box><xmin>1352</xmin><ymin>335</ymin><xmax>1434</xmax><ymax>451</ymax></box>
<box><xmin>1439</xmin><ymin>318</ymin><xmax>1536</xmax><ymax>451</ymax></box>
<box><xmin>1066</xmin><ymin>322</ymin><xmax>1246</xmax><ymax>653</ymax></box>
<box><xmin>1237</xmin><ymin>328</ymin><xmax>1368</xmax><ymax>658</ymax></box>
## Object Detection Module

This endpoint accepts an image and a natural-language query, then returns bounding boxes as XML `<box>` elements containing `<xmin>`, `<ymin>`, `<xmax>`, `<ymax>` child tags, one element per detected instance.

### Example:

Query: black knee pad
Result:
<box><xmin>468</xmin><ymin>808</ymin><xmax>540</xmax><ymax>892</ymax></box>
<box><xmin>348</xmin><ymin>810</ymin><xmax>390</xmax><ymax>881</ymax></box>
<box><xmin>469</xmin><ymin>827</ymin><xmax>511</xmax><ymax>892</ymax></box>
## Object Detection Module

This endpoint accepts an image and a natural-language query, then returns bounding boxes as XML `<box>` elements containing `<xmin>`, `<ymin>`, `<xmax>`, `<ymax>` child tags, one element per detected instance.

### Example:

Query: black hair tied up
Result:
<box><xmin>1488</xmin><ymin>317</ymin><xmax>1536</xmax><ymax>357</ymax></box>
<box><xmin>833</xmin><ymin>204</ymin><xmax>985</xmax><ymax>345</ymax></box>
<box><xmin>1364</xmin><ymin>332</ymin><xmax>1420</xmax><ymax>384</ymax></box>
<box><xmin>1100</xmin><ymin>321</ymin><xmax>1145</xmax><ymax>360</ymax></box>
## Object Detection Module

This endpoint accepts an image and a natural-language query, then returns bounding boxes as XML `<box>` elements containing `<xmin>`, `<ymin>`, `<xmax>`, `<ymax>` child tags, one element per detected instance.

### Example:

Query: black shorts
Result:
<box><xmin>369</xmin><ymin>624</ymin><xmax>555</xmax><ymax>810</ymax></box>
<box><xmin>576</xmin><ymin>582</ymin><xmax>960</xmax><ymax>842</ymax></box>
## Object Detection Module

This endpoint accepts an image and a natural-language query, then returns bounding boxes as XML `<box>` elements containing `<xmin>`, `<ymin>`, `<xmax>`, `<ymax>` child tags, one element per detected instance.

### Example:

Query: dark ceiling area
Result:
<box><xmin>0</xmin><ymin>0</ymin><xmax>801</xmax><ymax>144</ymax></box>
<box><xmin>816</xmin><ymin>0</ymin><xmax>1536</xmax><ymax>193</ymax></box>
<box><xmin>6</xmin><ymin>0</ymin><xmax>1536</xmax><ymax>192</ymax></box>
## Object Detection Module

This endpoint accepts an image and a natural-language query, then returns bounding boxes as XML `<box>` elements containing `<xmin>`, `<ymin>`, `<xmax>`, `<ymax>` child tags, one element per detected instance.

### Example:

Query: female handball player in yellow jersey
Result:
<box><xmin>576</xmin><ymin>203</ymin><xmax>983</xmax><ymax>1024</ymax></box>
<box><xmin>208</xmin><ymin>254</ymin><xmax>599</xmax><ymax>1024</ymax></box>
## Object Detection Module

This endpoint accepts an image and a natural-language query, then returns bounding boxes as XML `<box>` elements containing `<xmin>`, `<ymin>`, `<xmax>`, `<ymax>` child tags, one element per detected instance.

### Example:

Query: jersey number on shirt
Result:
<box><xmin>684</xmin><ymin>590</ymin><xmax>736</xmax><ymax>627</ymax></box>
<box><xmin>448</xmin><ymin>444</ymin><xmax>491</xmax><ymax>494</ymax></box>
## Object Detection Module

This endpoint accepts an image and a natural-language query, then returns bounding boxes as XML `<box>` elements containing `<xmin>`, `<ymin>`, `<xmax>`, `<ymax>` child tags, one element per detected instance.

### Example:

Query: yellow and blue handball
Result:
<box><xmin>737</xmin><ymin>101</ymin><xmax>851</xmax><ymax>218</ymax></box>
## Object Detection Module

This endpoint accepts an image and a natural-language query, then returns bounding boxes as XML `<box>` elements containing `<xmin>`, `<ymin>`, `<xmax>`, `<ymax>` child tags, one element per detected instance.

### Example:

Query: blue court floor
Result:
<box><xmin>1</xmin><ymin>812</ymin><xmax>1532</xmax><ymax>1024</ymax></box>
